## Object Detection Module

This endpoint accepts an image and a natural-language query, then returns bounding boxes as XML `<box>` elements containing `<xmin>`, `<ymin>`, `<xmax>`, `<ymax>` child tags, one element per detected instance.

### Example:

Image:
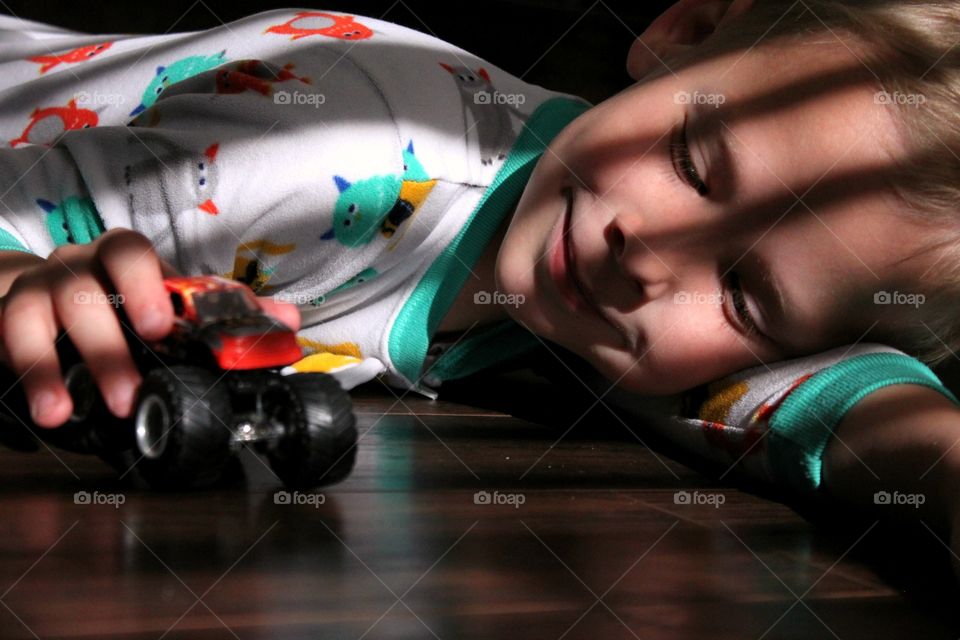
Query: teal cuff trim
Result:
<box><xmin>767</xmin><ymin>351</ymin><xmax>960</xmax><ymax>492</ymax></box>
<box><xmin>0</xmin><ymin>228</ymin><xmax>31</xmax><ymax>254</ymax></box>
<box><xmin>430</xmin><ymin>319</ymin><xmax>541</xmax><ymax>382</ymax></box>
<box><xmin>388</xmin><ymin>95</ymin><xmax>592</xmax><ymax>387</ymax></box>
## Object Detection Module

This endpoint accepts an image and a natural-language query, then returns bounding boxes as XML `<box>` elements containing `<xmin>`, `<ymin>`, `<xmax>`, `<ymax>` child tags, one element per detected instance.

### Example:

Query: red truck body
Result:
<box><xmin>163</xmin><ymin>275</ymin><xmax>303</xmax><ymax>370</ymax></box>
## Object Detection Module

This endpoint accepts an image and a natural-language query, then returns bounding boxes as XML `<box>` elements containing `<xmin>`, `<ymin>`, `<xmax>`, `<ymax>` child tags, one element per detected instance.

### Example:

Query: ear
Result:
<box><xmin>626</xmin><ymin>0</ymin><xmax>755</xmax><ymax>81</ymax></box>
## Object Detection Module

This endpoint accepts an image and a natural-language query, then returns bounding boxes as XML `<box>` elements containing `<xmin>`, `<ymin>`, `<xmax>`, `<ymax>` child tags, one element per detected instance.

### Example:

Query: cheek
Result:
<box><xmin>495</xmin><ymin>212</ymin><xmax>541</xmax><ymax>307</ymax></box>
<box><xmin>592</xmin><ymin>305</ymin><xmax>755</xmax><ymax>395</ymax></box>
<box><xmin>496</xmin><ymin>147</ymin><xmax>568</xmax><ymax>297</ymax></box>
<box><xmin>495</xmin><ymin>98</ymin><xmax>632</xmax><ymax>293</ymax></box>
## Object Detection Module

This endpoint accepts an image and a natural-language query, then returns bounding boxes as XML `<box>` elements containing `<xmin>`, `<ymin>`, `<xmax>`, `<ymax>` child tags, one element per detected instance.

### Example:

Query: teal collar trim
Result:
<box><xmin>388</xmin><ymin>95</ymin><xmax>591</xmax><ymax>388</ymax></box>
<box><xmin>428</xmin><ymin>318</ymin><xmax>543</xmax><ymax>384</ymax></box>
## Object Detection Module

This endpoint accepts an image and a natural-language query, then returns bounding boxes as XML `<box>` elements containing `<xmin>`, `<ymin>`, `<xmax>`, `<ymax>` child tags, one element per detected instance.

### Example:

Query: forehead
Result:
<box><xmin>692</xmin><ymin>36</ymin><xmax>906</xmax><ymax>199</ymax></box>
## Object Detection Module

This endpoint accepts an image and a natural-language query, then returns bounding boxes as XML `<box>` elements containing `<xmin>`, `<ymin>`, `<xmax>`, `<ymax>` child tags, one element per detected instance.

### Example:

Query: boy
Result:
<box><xmin>1</xmin><ymin>2</ymin><xmax>960</xmax><ymax>573</ymax></box>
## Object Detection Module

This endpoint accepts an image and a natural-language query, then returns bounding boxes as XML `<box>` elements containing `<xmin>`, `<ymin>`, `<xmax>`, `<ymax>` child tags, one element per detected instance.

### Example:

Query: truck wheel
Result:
<box><xmin>27</xmin><ymin>361</ymin><xmax>131</xmax><ymax>457</ymax></box>
<box><xmin>132</xmin><ymin>365</ymin><xmax>232</xmax><ymax>489</ymax></box>
<box><xmin>53</xmin><ymin>362</ymin><xmax>126</xmax><ymax>452</ymax></box>
<box><xmin>266</xmin><ymin>373</ymin><xmax>357</xmax><ymax>489</ymax></box>
<box><xmin>63</xmin><ymin>361</ymin><xmax>98</xmax><ymax>422</ymax></box>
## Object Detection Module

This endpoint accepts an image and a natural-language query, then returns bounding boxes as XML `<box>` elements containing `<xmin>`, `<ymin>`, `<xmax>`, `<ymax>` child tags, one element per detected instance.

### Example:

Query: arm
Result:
<box><xmin>822</xmin><ymin>383</ymin><xmax>960</xmax><ymax>535</ymax></box>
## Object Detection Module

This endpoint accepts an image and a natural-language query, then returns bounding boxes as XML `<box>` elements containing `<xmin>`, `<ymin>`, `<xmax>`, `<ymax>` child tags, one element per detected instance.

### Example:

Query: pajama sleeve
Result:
<box><xmin>597</xmin><ymin>342</ymin><xmax>960</xmax><ymax>496</ymax></box>
<box><xmin>754</xmin><ymin>347</ymin><xmax>958</xmax><ymax>491</ymax></box>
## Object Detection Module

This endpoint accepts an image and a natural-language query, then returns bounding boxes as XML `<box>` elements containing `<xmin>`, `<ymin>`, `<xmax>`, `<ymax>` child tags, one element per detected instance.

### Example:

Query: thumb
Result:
<box><xmin>255</xmin><ymin>296</ymin><xmax>300</xmax><ymax>332</ymax></box>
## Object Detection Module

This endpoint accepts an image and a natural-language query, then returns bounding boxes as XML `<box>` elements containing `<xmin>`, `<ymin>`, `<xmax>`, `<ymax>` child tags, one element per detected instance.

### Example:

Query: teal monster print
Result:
<box><xmin>401</xmin><ymin>142</ymin><xmax>430</xmax><ymax>181</ymax></box>
<box><xmin>129</xmin><ymin>50</ymin><xmax>228</xmax><ymax>117</ymax></box>
<box><xmin>36</xmin><ymin>196</ymin><xmax>105</xmax><ymax>247</ymax></box>
<box><xmin>310</xmin><ymin>267</ymin><xmax>379</xmax><ymax>306</ymax></box>
<box><xmin>320</xmin><ymin>141</ymin><xmax>437</xmax><ymax>248</ymax></box>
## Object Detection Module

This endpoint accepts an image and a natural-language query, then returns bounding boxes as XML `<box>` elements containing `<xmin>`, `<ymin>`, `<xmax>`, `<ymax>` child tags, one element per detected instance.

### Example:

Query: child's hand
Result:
<box><xmin>0</xmin><ymin>228</ymin><xmax>299</xmax><ymax>428</ymax></box>
<box><xmin>0</xmin><ymin>229</ymin><xmax>180</xmax><ymax>427</ymax></box>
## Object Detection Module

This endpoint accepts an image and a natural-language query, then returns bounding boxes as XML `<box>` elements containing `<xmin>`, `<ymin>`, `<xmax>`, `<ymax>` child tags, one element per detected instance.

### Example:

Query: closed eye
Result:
<box><xmin>670</xmin><ymin>113</ymin><xmax>709</xmax><ymax>196</ymax></box>
<box><xmin>723</xmin><ymin>270</ymin><xmax>762</xmax><ymax>339</ymax></box>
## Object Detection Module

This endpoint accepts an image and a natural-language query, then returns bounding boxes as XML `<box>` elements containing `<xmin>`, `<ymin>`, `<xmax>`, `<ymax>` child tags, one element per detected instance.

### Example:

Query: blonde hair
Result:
<box><xmin>645</xmin><ymin>0</ymin><xmax>960</xmax><ymax>368</ymax></box>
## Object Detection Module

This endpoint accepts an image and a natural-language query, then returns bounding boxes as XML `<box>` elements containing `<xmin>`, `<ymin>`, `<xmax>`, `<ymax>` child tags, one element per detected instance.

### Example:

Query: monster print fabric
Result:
<box><xmin>0</xmin><ymin>9</ymin><xmax>591</xmax><ymax>397</ymax></box>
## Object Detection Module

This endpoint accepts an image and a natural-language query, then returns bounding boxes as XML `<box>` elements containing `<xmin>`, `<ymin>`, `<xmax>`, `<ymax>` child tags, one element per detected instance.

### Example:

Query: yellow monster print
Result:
<box><xmin>222</xmin><ymin>238</ymin><xmax>296</xmax><ymax>294</ymax></box>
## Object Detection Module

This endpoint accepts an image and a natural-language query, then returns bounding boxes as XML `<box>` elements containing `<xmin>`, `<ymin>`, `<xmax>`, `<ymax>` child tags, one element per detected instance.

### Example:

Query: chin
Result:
<box><xmin>587</xmin><ymin>351</ymin><xmax>696</xmax><ymax>397</ymax></box>
<box><xmin>500</xmin><ymin>290</ymin><xmax>550</xmax><ymax>338</ymax></box>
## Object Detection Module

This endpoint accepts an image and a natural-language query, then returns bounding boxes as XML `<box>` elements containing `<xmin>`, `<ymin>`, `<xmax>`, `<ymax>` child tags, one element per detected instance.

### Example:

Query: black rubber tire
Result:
<box><xmin>131</xmin><ymin>365</ymin><xmax>233</xmax><ymax>489</ymax></box>
<box><xmin>0</xmin><ymin>356</ymin><xmax>127</xmax><ymax>456</ymax></box>
<box><xmin>44</xmin><ymin>361</ymin><xmax>133</xmax><ymax>456</ymax></box>
<box><xmin>266</xmin><ymin>373</ymin><xmax>357</xmax><ymax>489</ymax></box>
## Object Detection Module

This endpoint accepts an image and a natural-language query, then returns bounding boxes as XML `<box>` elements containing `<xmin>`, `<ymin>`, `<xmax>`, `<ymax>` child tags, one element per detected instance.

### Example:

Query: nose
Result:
<box><xmin>604</xmin><ymin>213</ymin><xmax>679</xmax><ymax>301</ymax></box>
<box><xmin>605</xmin><ymin>217</ymin><xmax>627</xmax><ymax>261</ymax></box>
<box><xmin>603</xmin><ymin>208</ymin><xmax>717</xmax><ymax>301</ymax></box>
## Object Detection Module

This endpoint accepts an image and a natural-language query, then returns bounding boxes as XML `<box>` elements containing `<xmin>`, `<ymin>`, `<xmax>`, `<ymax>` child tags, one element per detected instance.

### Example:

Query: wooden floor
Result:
<box><xmin>0</xmin><ymin>367</ymin><xmax>958</xmax><ymax>639</ymax></box>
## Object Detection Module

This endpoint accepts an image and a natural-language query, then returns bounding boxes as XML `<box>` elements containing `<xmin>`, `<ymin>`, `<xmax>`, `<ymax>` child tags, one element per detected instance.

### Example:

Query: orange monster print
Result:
<box><xmin>9</xmin><ymin>98</ymin><xmax>99</xmax><ymax>147</ymax></box>
<box><xmin>215</xmin><ymin>60</ymin><xmax>311</xmax><ymax>96</ymax></box>
<box><xmin>28</xmin><ymin>41</ymin><xmax>113</xmax><ymax>74</ymax></box>
<box><xmin>264</xmin><ymin>12</ymin><xmax>373</xmax><ymax>41</ymax></box>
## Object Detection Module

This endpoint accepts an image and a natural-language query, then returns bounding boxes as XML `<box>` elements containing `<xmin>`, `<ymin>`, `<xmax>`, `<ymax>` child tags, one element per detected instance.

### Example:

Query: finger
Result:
<box><xmin>158</xmin><ymin>256</ymin><xmax>181</xmax><ymax>279</ymax></box>
<box><xmin>52</xmin><ymin>274</ymin><xmax>143</xmax><ymax>419</ymax></box>
<box><xmin>255</xmin><ymin>296</ymin><xmax>300</xmax><ymax>331</ymax></box>
<box><xmin>1</xmin><ymin>271</ymin><xmax>72</xmax><ymax>428</ymax></box>
<box><xmin>95</xmin><ymin>229</ymin><xmax>174</xmax><ymax>341</ymax></box>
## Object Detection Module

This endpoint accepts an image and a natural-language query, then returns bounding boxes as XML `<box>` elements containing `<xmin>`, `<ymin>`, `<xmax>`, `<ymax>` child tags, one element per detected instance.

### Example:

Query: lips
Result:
<box><xmin>550</xmin><ymin>186</ymin><xmax>595</xmax><ymax>315</ymax></box>
<box><xmin>547</xmin><ymin>185</ymin><xmax>641</xmax><ymax>352</ymax></box>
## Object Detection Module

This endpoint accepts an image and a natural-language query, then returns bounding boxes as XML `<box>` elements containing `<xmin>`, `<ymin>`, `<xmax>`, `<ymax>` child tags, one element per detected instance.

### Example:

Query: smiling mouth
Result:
<box><xmin>557</xmin><ymin>186</ymin><xmax>636</xmax><ymax>350</ymax></box>
<box><xmin>562</xmin><ymin>190</ymin><xmax>593</xmax><ymax>309</ymax></box>
<box><xmin>558</xmin><ymin>186</ymin><xmax>605</xmax><ymax>321</ymax></box>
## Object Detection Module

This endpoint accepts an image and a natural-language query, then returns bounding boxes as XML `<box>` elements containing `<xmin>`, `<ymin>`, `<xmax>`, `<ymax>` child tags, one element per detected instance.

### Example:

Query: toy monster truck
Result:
<box><xmin>0</xmin><ymin>275</ymin><xmax>358</xmax><ymax>490</ymax></box>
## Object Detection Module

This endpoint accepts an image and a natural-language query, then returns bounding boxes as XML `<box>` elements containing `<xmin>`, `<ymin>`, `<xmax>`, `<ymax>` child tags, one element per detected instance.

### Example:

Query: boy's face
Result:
<box><xmin>496</xmin><ymin>34</ymin><xmax>934</xmax><ymax>395</ymax></box>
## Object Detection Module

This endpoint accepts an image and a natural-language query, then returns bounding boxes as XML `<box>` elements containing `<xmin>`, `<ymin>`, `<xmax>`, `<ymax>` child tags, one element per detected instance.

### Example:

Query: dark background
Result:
<box><xmin>0</xmin><ymin>0</ymin><xmax>672</xmax><ymax>105</ymax></box>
